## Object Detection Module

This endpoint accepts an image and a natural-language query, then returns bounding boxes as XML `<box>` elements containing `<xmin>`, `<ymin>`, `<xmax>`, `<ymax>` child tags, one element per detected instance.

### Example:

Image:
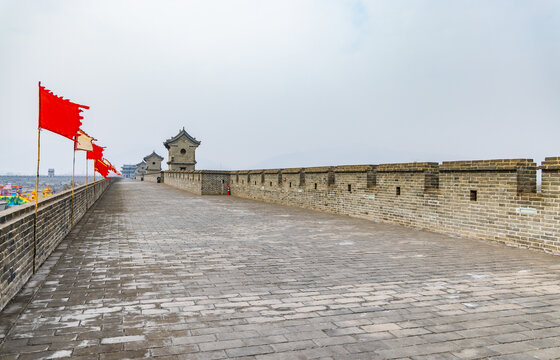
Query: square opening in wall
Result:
<box><xmin>396</xmin><ymin>186</ymin><xmax>401</xmax><ymax>196</ymax></box>
<box><xmin>348</xmin><ymin>184</ymin><xmax>352</xmax><ymax>192</ymax></box>
<box><xmin>470</xmin><ymin>190</ymin><xmax>477</xmax><ymax>201</ymax></box>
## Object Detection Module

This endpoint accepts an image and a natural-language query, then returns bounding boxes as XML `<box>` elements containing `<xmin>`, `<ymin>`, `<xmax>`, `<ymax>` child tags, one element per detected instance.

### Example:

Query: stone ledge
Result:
<box><xmin>376</xmin><ymin>162</ymin><xmax>438</xmax><ymax>173</ymax></box>
<box><xmin>304</xmin><ymin>166</ymin><xmax>333</xmax><ymax>174</ymax></box>
<box><xmin>541</xmin><ymin>157</ymin><xmax>560</xmax><ymax>170</ymax></box>
<box><xmin>281</xmin><ymin>168</ymin><xmax>303</xmax><ymax>174</ymax></box>
<box><xmin>334</xmin><ymin>165</ymin><xmax>374</xmax><ymax>173</ymax></box>
<box><xmin>440</xmin><ymin>159</ymin><xmax>535</xmax><ymax>172</ymax></box>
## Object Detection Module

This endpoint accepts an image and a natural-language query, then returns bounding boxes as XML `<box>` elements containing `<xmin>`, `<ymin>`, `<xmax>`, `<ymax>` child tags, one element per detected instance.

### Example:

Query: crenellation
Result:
<box><xmin>155</xmin><ymin>157</ymin><xmax>560</xmax><ymax>254</ymax></box>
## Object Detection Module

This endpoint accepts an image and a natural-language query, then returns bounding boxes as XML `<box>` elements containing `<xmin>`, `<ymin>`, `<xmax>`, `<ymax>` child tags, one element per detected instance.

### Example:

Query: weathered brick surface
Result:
<box><xmin>161</xmin><ymin>158</ymin><xmax>560</xmax><ymax>254</ymax></box>
<box><xmin>143</xmin><ymin>171</ymin><xmax>163</xmax><ymax>184</ymax></box>
<box><xmin>164</xmin><ymin>170</ymin><xmax>230</xmax><ymax>195</ymax></box>
<box><xmin>1</xmin><ymin>181</ymin><xmax>559</xmax><ymax>359</ymax></box>
<box><xmin>0</xmin><ymin>179</ymin><xmax>111</xmax><ymax>311</ymax></box>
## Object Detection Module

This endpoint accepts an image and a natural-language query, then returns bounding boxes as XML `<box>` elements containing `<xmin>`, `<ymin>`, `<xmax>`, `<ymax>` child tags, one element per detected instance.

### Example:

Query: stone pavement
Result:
<box><xmin>1</xmin><ymin>180</ymin><xmax>560</xmax><ymax>360</ymax></box>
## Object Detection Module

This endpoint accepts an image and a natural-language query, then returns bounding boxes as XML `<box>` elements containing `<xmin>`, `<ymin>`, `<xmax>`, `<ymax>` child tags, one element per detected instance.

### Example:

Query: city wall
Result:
<box><xmin>165</xmin><ymin>170</ymin><xmax>231</xmax><ymax>195</ymax></box>
<box><xmin>0</xmin><ymin>179</ymin><xmax>112</xmax><ymax>311</ymax></box>
<box><xmin>160</xmin><ymin>158</ymin><xmax>560</xmax><ymax>254</ymax></box>
<box><xmin>143</xmin><ymin>171</ymin><xmax>163</xmax><ymax>184</ymax></box>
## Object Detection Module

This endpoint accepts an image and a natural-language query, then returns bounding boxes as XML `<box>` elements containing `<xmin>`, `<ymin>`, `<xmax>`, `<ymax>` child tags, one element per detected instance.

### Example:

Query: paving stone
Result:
<box><xmin>226</xmin><ymin>345</ymin><xmax>275</xmax><ymax>357</ymax></box>
<box><xmin>150</xmin><ymin>345</ymin><xmax>199</xmax><ymax>356</ymax></box>
<box><xmin>198</xmin><ymin>339</ymin><xmax>245</xmax><ymax>352</ymax></box>
<box><xmin>362</xmin><ymin>323</ymin><xmax>401</xmax><ymax>332</ymax></box>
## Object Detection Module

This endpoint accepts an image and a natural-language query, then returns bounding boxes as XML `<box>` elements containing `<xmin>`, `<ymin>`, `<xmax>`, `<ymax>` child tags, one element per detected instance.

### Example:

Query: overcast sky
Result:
<box><xmin>1</xmin><ymin>1</ymin><xmax>559</xmax><ymax>175</ymax></box>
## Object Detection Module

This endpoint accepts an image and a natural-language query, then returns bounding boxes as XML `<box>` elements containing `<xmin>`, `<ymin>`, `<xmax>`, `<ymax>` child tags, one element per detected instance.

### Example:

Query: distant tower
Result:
<box><xmin>48</xmin><ymin>168</ymin><xmax>55</xmax><ymax>177</ymax></box>
<box><xmin>143</xmin><ymin>151</ymin><xmax>164</xmax><ymax>172</ymax></box>
<box><xmin>163</xmin><ymin>128</ymin><xmax>201</xmax><ymax>171</ymax></box>
<box><xmin>134</xmin><ymin>161</ymin><xmax>147</xmax><ymax>179</ymax></box>
<box><xmin>121</xmin><ymin>164</ymin><xmax>136</xmax><ymax>179</ymax></box>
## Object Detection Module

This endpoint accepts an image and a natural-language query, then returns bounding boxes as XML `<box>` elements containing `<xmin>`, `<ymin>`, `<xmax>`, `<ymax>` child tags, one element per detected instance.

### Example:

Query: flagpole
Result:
<box><xmin>33</xmin><ymin>81</ymin><xmax>41</xmax><ymax>274</ymax></box>
<box><xmin>33</xmin><ymin>127</ymin><xmax>41</xmax><ymax>274</ymax></box>
<box><xmin>71</xmin><ymin>146</ymin><xmax>76</xmax><ymax>227</ymax></box>
<box><xmin>85</xmin><ymin>156</ymin><xmax>88</xmax><ymax>208</ymax></box>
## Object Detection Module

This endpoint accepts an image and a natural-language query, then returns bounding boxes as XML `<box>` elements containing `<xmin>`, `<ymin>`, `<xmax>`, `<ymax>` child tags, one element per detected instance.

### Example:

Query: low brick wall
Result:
<box><xmin>143</xmin><ymin>171</ymin><xmax>163</xmax><ymax>183</ymax></box>
<box><xmin>0</xmin><ymin>179</ymin><xmax>112</xmax><ymax>311</ymax></box>
<box><xmin>165</xmin><ymin>170</ymin><xmax>230</xmax><ymax>195</ymax></box>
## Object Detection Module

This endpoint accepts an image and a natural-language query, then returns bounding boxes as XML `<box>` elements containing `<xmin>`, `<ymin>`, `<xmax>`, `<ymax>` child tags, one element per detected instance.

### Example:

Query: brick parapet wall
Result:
<box><xmin>159</xmin><ymin>158</ymin><xmax>560</xmax><ymax>254</ymax></box>
<box><xmin>164</xmin><ymin>170</ymin><xmax>230</xmax><ymax>195</ymax></box>
<box><xmin>143</xmin><ymin>171</ymin><xmax>163</xmax><ymax>183</ymax></box>
<box><xmin>0</xmin><ymin>179</ymin><xmax>112</xmax><ymax>311</ymax></box>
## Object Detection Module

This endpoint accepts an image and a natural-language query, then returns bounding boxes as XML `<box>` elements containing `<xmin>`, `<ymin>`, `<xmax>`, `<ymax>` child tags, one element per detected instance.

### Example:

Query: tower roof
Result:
<box><xmin>143</xmin><ymin>151</ymin><xmax>164</xmax><ymax>161</ymax></box>
<box><xmin>164</xmin><ymin>127</ymin><xmax>201</xmax><ymax>149</ymax></box>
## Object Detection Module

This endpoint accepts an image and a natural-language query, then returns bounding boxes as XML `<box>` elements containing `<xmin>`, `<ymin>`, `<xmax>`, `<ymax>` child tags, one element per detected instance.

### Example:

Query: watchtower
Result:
<box><xmin>143</xmin><ymin>151</ymin><xmax>164</xmax><ymax>172</ymax></box>
<box><xmin>164</xmin><ymin>128</ymin><xmax>201</xmax><ymax>171</ymax></box>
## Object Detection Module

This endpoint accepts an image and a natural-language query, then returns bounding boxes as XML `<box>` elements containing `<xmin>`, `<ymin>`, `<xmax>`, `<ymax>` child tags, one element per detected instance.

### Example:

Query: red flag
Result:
<box><xmin>103</xmin><ymin>159</ymin><xmax>122</xmax><ymax>176</ymax></box>
<box><xmin>104</xmin><ymin>159</ymin><xmax>117</xmax><ymax>173</ymax></box>
<box><xmin>87</xmin><ymin>144</ymin><xmax>105</xmax><ymax>160</ymax></box>
<box><xmin>94</xmin><ymin>159</ymin><xmax>110</xmax><ymax>178</ymax></box>
<box><xmin>39</xmin><ymin>82</ymin><xmax>89</xmax><ymax>140</ymax></box>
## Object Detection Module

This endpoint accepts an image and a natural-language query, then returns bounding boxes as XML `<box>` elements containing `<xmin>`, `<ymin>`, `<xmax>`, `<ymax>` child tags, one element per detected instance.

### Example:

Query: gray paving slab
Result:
<box><xmin>1</xmin><ymin>180</ymin><xmax>559</xmax><ymax>359</ymax></box>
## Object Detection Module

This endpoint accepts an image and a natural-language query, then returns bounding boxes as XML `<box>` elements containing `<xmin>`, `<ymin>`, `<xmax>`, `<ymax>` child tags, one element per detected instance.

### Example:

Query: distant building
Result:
<box><xmin>134</xmin><ymin>161</ymin><xmax>147</xmax><ymax>180</ymax></box>
<box><xmin>48</xmin><ymin>169</ymin><xmax>55</xmax><ymax>177</ymax></box>
<box><xmin>143</xmin><ymin>151</ymin><xmax>164</xmax><ymax>172</ymax></box>
<box><xmin>121</xmin><ymin>165</ymin><xmax>136</xmax><ymax>179</ymax></box>
<box><xmin>164</xmin><ymin>128</ymin><xmax>201</xmax><ymax>171</ymax></box>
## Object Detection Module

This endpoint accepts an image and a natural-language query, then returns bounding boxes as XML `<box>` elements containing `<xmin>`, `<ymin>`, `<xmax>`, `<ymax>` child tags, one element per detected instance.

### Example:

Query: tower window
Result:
<box><xmin>348</xmin><ymin>184</ymin><xmax>352</xmax><ymax>192</ymax></box>
<box><xmin>470</xmin><ymin>190</ymin><xmax>477</xmax><ymax>201</ymax></box>
<box><xmin>180</xmin><ymin>148</ymin><xmax>186</xmax><ymax>154</ymax></box>
<box><xmin>152</xmin><ymin>162</ymin><xmax>155</xmax><ymax>165</ymax></box>
<box><xmin>396</xmin><ymin>187</ymin><xmax>401</xmax><ymax>196</ymax></box>
<box><xmin>314</xmin><ymin>183</ymin><xmax>317</xmax><ymax>190</ymax></box>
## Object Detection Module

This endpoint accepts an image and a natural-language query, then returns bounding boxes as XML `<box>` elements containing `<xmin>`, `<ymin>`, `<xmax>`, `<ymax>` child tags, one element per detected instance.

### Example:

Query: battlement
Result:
<box><xmin>440</xmin><ymin>159</ymin><xmax>536</xmax><ymax>172</ymax></box>
<box><xmin>376</xmin><ymin>162</ymin><xmax>438</xmax><ymax>172</ymax></box>
<box><xmin>158</xmin><ymin>157</ymin><xmax>560</xmax><ymax>254</ymax></box>
<box><xmin>542</xmin><ymin>157</ymin><xmax>560</xmax><ymax>170</ymax></box>
<box><xmin>334</xmin><ymin>165</ymin><xmax>374</xmax><ymax>173</ymax></box>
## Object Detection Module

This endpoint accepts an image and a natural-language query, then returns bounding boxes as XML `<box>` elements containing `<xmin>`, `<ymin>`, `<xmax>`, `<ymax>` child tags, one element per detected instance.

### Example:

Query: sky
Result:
<box><xmin>0</xmin><ymin>1</ymin><xmax>559</xmax><ymax>175</ymax></box>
